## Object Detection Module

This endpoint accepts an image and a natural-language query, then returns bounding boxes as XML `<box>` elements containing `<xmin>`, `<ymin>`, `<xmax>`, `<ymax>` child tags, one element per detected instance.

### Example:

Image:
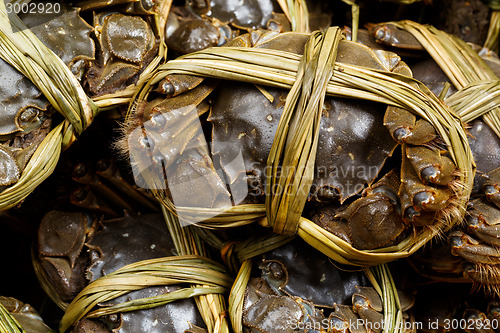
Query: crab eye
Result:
<box><xmin>352</xmin><ymin>294</ymin><xmax>370</xmax><ymax>311</ymax></box>
<box><xmin>374</xmin><ymin>27</ymin><xmax>389</xmax><ymax>43</ymax></box>
<box><xmin>72</xmin><ymin>187</ymin><xmax>88</xmax><ymax>201</ymax></box>
<box><xmin>73</xmin><ymin>163</ymin><xmax>89</xmax><ymax>178</ymax></box>
<box><xmin>268</xmin><ymin>262</ymin><xmax>286</xmax><ymax>281</ymax></box>
<box><xmin>158</xmin><ymin>81</ymin><xmax>175</xmax><ymax>96</ymax></box>
<box><xmin>96</xmin><ymin>159</ymin><xmax>111</xmax><ymax>172</ymax></box>
<box><xmin>141</xmin><ymin>0</ymin><xmax>154</xmax><ymax>10</ymax></box>
<box><xmin>19</xmin><ymin>107</ymin><xmax>40</xmax><ymax>122</ymax></box>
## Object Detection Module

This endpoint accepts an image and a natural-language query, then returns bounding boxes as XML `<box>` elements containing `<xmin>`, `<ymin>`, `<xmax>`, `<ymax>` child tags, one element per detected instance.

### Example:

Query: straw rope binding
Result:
<box><xmin>0</xmin><ymin>1</ymin><xmax>170</xmax><ymax>211</ymax></box>
<box><xmin>124</xmin><ymin>24</ymin><xmax>473</xmax><ymax>267</ymax></box>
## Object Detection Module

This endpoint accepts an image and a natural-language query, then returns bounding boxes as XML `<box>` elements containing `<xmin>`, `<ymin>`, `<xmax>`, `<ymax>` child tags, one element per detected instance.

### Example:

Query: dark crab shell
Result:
<box><xmin>0</xmin><ymin>7</ymin><xmax>100</xmax><ymax>187</ymax></box>
<box><xmin>208</xmin><ymin>0</ymin><xmax>275</xmax><ymax>29</ymax></box>
<box><xmin>85</xmin><ymin>213</ymin><xmax>206</xmax><ymax>333</ymax></box>
<box><xmin>256</xmin><ymin>238</ymin><xmax>369</xmax><ymax>307</ymax></box>
<box><xmin>0</xmin><ymin>6</ymin><xmax>97</xmax><ymax>137</ymax></box>
<box><xmin>210</xmin><ymin>82</ymin><xmax>397</xmax><ymax>203</ymax></box>
<box><xmin>242</xmin><ymin>238</ymin><xmax>370</xmax><ymax>332</ymax></box>
<box><xmin>0</xmin><ymin>296</ymin><xmax>52</xmax><ymax>333</ymax></box>
<box><xmin>467</xmin><ymin>120</ymin><xmax>500</xmax><ymax>195</ymax></box>
<box><xmin>128</xmin><ymin>30</ymin><xmax>462</xmax><ymax>256</ymax></box>
<box><xmin>165</xmin><ymin>6</ymin><xmax>234</xmax><ymax>54</ymax></box>
<box><xmin>209</xmin><ymin>38</ymin><xmax>399</xmax><ymax>203</ymax></box>
<box><xmin>0</xmin><ymin>58</ymin><xmax>49</xmax><ymax>136</ymax></box>
<box><xmin>242</xmin><ymin>238</ymin><xmax>415</xmax><ymax>333</ymax></box>
<box><xmin>29</xmin><ymin>8</ymin><xmax>95</xmax><ymax>70</ymax></box>
<box><xmin>37</xmin><ymin>212</ymin><xmax>205</xmax><ymax>332</ymax></box>
<box><xmin>99</xmin><ymin>13</ymin><xmax>155</xmax><ymax>65</ymax></box>
<box><xmin>183</xmin><ymin>0</ymin><xmax>275</xmax><ymax>30</ymax></box>
<box><xmin>86</xmin><ymin>12</ymin><xmax>157</xmax><ymax>96</ymax></box>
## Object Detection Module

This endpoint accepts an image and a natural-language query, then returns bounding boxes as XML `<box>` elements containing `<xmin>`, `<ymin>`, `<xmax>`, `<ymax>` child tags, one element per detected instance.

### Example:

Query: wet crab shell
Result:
<box><xmin>209</xmin><ymin>80</ymin><xmax>398</xmax><ymax>204</ymax></box>
<box><xmin>28</xmin><ymin>8</ymin><xmax>95</xmax><ymax>75</ymax></box>
<box><xmin>255</xmin><ymin>238</ymin><xmax>369</xmax><ymax>307</ymax></box>
<box><xmin>0</xmin><ymin>58</ymin><xmax>50</xmax><ymax>137</ymax></box>
<box><xmin>37</xmin><ymin>212</ymin><xmax>206</xmax><ymax>332</ymax></box>
<box><xmin>0</xmin><ymin>296</ymin><xmax>52</xmax><ymax>333</ymax></box>
<box><xmin>186</xmin><ymin>0</ymin><xmax>275</xmax><ymax>30</ymax></box>
<box><xmin>165</xmin><ymin>6</ymin><xmax>234</xmax><ymax>55</ymax></box>
<box><xmin>242</xmin><ymin>238</ymin><xmax>370</xmax><ymax>332</ymax></box>
<box><xmin>467</xmin><ymin>120</ymin><xmax>500</xmax><ymax>195</ymax></box>
<box><xmin>0</xmin><ymin>118</ymin><xmax>52</xmax><ymax>187</ymax></box>
<box><xmin>98</xmin><ymin>13</ymin><xmax>155</xmax><ymax>65</ymax></box>
<box><xmin>86</xmin><ymin>213</ymin><xmax>207</xmax><ymax>332</ymax></box>
<box><xmin>242</xmin><ymin>239</ymin><xmax>414</xmax><ymax>333</ymax></box>
<box><xmin>85</xmin><ymin>11</ymin><xmax>158</xmax><ymax>96</ymax></box>
<box><xmin>124</xmin><ymin>30</ymin><xmax>463</xmax><ymax>255</ymax></box>
<box><xmin>208</xmin><ymin>34</ymin><xmax>400</xmax><ymax>205</ymax></box>
<box><xmin>0</xmin><ymin>6</ymin><xmax>99</xmax><ymax>188</ymax></box>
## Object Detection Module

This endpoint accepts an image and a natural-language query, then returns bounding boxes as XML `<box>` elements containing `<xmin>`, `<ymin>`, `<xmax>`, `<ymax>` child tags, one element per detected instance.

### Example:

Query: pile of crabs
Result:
<box><xmin>1</xmin><ymin>0</ymin><xmax>500</xmax><ymax>332</ymax></box>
